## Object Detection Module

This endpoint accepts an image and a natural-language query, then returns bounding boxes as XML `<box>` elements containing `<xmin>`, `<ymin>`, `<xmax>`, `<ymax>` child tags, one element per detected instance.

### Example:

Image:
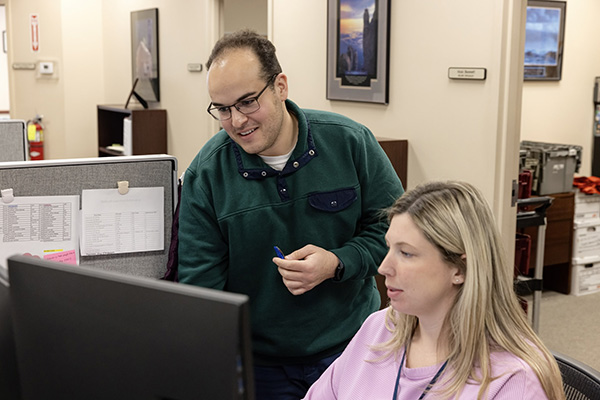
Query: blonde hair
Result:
<box><xmin>377</xmin><ymin>181</ymin><xmax>564</xmax><ymax>400</ymax></box>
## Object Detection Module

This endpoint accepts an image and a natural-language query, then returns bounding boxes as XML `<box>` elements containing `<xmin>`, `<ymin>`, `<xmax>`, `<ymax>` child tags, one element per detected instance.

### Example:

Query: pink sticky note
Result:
<box><xmin>43</xmin><ymin>250</ymin><xmax>77</xmax><ymax>265</ymax></box>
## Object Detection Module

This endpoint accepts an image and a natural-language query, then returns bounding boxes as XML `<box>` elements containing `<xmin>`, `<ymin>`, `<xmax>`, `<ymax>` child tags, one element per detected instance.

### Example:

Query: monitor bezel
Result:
<box><xmin>7</xmin><ymin>254</ymin><xmax>254</xmax><ymax>400</ymax></box>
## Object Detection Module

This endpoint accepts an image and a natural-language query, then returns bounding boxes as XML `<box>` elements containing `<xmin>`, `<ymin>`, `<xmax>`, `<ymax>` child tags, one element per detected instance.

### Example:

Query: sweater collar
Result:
<box><xmin>232</xmin><ymin>99</ymin><xmax>318</xmax><ymax>180</ymax></box>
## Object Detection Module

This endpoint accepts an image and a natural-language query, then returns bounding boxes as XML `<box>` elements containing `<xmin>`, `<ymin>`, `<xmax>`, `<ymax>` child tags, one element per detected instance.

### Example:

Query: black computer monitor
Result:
<box><xmin>7</xmin><ymin>255</ymin><xmax>254</xmax><ymax>400</ymax></box>
<box><xmin>0</xmin><ymin>265</ymin><xmax>21</xmax><ymax>400</ymax></box>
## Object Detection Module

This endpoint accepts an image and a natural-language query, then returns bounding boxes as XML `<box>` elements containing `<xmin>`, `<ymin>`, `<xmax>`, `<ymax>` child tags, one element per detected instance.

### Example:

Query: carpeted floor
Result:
<box><xmin>535</xmin><ymin>290</ymin><xmax>600</xmax><ymax>372</ymax></box>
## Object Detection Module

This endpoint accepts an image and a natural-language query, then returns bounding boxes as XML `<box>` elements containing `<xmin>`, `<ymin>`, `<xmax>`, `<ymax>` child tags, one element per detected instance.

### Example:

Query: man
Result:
<box><xmin>178</xmin><ymin>29</ymin><xmax>404</xmax><ymax>399</ymax></box>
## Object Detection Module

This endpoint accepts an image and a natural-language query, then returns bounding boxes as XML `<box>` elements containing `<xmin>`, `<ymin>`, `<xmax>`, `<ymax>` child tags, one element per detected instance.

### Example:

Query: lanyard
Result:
<box><xmin>392</xmin><ymin>347</ymin><xmax>449</xmax><ymax>400</ymax></box>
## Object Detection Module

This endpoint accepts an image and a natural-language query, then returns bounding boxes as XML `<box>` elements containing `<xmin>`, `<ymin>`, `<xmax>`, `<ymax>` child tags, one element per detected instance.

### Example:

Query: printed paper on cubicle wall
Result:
<box><xmin>0</xmin><ymin>195</ymin><xmax>80</xmax><ymax>268</ymax></box>
<box><xmin>80</xmin><ymin>187</ymin><xmax>164</xmax><ymax>256</ymax></box>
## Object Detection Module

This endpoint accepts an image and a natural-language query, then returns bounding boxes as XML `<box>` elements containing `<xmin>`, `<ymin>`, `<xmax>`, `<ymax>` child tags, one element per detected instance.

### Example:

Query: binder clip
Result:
<box><xmin>117</xmin><ymin>181</ymin><xmax>129</xmax><ymax>195</ymax></box>
<box><xmin>1</xmin><ymin>188</ymin><xmax>14</xmax><ymax>204</ymax></box>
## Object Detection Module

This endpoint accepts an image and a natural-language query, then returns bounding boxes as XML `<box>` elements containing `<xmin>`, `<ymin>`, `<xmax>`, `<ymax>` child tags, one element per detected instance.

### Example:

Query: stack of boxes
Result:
<box><xmin>572</xmin><ymin>190</ymin><xmax>600</xmax><ymax>295</ymax></box>
<box><xmin>519</xmin><ymin>140</ymin><xmax>600</xmax><ymax>295</ymax></box>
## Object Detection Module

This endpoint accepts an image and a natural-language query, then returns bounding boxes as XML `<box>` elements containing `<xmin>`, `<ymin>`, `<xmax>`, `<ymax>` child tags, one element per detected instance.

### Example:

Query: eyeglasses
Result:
<box><xmin>207</xmin><ymin>74</ymin><xmax>279</xmax><ymax>121</ymax></box>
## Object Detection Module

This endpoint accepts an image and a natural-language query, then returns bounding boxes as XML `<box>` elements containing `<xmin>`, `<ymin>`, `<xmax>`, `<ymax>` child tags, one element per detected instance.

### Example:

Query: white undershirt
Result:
<box><xmin>259</xmin><ymin>148</ymin><xmax>294</xmax><ymax>171</ymax></box>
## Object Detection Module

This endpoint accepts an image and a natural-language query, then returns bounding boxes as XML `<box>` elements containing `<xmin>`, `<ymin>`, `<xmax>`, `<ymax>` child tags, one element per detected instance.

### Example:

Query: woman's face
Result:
<box><xmin>378</xmin><ymin>213</ymin><xmax>463</xmax><ymax>321</ymax></box>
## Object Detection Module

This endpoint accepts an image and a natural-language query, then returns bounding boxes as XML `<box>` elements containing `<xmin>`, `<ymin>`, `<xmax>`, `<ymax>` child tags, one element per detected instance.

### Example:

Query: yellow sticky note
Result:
<box><xmin>27</xmin><ymin>124</ymin><xmax>37</xmax><ymax>141</ymax></box>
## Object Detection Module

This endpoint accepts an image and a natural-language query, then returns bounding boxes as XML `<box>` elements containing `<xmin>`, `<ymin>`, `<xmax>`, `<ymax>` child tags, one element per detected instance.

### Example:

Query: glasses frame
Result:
<box><xmin>206</xmin><ymin>73</ymin><xmax>279</xmax><ymax>121</ymax></box>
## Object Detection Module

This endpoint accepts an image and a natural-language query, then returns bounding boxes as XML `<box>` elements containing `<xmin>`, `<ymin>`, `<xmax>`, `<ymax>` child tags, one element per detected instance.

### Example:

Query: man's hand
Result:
<box><xmin>272</xmin><ymin>244</ymin><xmax>339</xmax><ymax>295</ymax></box>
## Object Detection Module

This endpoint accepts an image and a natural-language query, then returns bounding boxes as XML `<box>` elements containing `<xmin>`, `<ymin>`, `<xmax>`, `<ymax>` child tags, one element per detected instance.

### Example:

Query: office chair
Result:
<box><xmin>552</xmin><ymin>350</ymin><xmax>600</xmax><ymax>400</ymax></box>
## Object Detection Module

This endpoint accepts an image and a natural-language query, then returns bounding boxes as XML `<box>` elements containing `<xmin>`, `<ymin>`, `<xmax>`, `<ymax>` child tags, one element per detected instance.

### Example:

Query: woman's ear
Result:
<box><xmin>453</xmin><ymin>275</ymin><xmax>465</xmax><ymax>285</ymax></box>
<box><xmin>453</xmin><ymin>254</ymin><xmax>467</xmax><ymax>285</ymax></box>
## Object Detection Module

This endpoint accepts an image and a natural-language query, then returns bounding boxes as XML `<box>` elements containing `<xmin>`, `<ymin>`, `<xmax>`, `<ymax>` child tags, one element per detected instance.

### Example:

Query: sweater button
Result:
<box><xmin>330</xmin><ymin>200</ymin><xmax>338</xmax><ymax>207</ymax></box>
<box><xmin>293</xmin><ymin>161</ymin><xmax>299</xmax><ymax>168</ymax></box>
<box><xmin>309</xmin><ymin>150</ymin><xmax>315</xmax><ymax>156</ymax></box>
<box><xmin>261</xmin><ymin>171</ymin><xmax>267</xmax><ymax>177</ymax></box>
<box><xmin>243</xmin><ymin>172</ymin><xmax>249</xmax><ymax>178</ymax></box>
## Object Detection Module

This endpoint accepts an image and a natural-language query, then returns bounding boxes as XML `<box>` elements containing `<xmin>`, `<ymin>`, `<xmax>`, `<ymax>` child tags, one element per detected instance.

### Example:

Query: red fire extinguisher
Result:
<box><xmin>27</xmin><ymin>115</ymin><xmax>44</xmax><ymax>160</ymax></box>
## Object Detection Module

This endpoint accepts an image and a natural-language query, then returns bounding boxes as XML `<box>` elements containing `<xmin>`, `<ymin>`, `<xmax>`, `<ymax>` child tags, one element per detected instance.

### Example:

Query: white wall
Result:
<box><xmin>273</xmin><ymin>0</ymin><xmax>524</xmax><ymax>244</ymax></box>
<box><xmin>98</xmin><ymin>0</ymin><xmax>221</xmax><ymax>170</ymax></box>
<box><xmin>0</xmin><ymin>4</ymin><xmax>9</xmax><ymax>112</ymax></box>
<box><xmin>275</xmin><ymin>1</ymin><xmax>517</xmax><ymax>188</ymax></box>
<box><xmin>6</xmin><ymin>0</ymin><xmax>523</xmax><ymax>249</ymax></box>
<box><xmin>5</xmin><ymin>0</ymin><xmax>221</xmax><ymax>163</ymax></box>
<box><xmin>6</xmin><ymin>0</ymin><xmax>67</xmax><ymax>159</ymax></box>
<box><xmin>521</xmin><ymin>0</ymin><xmax>599</xmax><ymax>177</ymax></box>
<box><xmin>60</xmin><ymin>0</ymin><xmax>104</xmax><ymax>158</ymax></box>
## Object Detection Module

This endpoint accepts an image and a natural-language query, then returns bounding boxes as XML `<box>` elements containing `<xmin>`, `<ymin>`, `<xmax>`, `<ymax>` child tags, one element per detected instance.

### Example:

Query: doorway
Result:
<box><xmin>207</xmin><ymin>0</ymin><xmax>268</xmax><ymax>133</ymax></box>
<box><xmin>0</xmin><ymin>4</ymin><xmax>9</xmax><ymax>119</ymax></box>
<box><xmin>221</xmin><ymin>0</ymin><xmax>267</xmax><ymax>37</ymax></box>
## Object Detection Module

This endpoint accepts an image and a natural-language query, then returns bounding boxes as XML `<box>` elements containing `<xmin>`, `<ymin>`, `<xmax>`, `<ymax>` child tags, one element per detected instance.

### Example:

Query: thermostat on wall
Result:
<box><xmin>39</xmin><ymin>61</ymin><xmax>54</xmax><ymax>75</ymax></box>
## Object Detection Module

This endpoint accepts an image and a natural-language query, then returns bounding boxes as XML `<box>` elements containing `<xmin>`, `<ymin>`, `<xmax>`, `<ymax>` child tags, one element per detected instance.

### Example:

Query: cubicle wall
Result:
<box><xmin>0</xmin><ymin>155</ymin><xmax>178</xmax><ymax>278</ymax></box>
<box><xmin>0</xmin><ymin>120</ymin><xmax>28</xmax><ymax>162</ymax></box>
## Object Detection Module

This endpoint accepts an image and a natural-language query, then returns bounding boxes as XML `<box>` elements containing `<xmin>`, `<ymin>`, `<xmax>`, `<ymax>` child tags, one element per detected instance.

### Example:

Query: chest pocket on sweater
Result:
<box><xmin>308</xmin><ymin>188</ymin><xmax>357</xmax><ymax>212</ymax></box>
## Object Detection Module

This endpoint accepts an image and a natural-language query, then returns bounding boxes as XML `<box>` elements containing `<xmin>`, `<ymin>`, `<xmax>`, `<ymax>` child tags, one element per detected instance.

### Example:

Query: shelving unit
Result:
<box><xmin>97</xmin><ymin>105</ymin><xmax>167</xmax><ymax>157</ymax></box>
<box><xmin>376</xmin><ymin>137</ymin><xmax>408</xmax><ymax>187</ymax></box>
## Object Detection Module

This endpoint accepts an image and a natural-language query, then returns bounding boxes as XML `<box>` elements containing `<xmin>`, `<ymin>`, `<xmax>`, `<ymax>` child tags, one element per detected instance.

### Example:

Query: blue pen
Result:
<box><xmin>274</xmin><ymin>246</ymin><xmax>285</xmax><ymax>259</ymax></box>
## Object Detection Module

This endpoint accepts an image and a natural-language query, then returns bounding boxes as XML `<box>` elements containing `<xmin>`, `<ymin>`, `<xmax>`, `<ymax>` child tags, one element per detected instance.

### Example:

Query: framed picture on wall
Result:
<box><xmin>131</xmin><ymin>8</ymin><xmax>160</xmax><ymax>102</ymax></box>
<box><xmin>524</xmin><ymin>0</ymin><xmax>566</xmax><ymax>81</ymax></box>
<box><xmin>327</xmin><ymin>0</ymin><xmax>391</xmax><ymax>104</ymax></box>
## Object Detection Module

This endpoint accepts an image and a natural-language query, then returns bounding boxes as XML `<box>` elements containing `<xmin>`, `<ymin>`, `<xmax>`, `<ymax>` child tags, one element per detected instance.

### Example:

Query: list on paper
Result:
<box><xmin>80</xmin><ymin>187</ymin><xmax>164</xmax><ymax>256</ymax></box>
<box><xmin>0</xmin><ymin>195</ymin><xmax>80</xmax><ymax>268</ymax></box>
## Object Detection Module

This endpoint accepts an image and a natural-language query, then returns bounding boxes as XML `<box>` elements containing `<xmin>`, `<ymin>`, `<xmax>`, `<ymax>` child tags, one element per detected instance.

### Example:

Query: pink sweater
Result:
<box><xmin>303</xmin><ymin>309</ymin><xmax>549</xmax><ymax>399</ymax></box>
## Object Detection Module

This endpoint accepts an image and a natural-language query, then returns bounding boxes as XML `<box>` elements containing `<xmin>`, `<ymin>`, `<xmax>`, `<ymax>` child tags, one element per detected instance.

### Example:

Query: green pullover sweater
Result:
<box><xmin>178</xmin><ymin>100</ymin><xmax>404</xmax><ymax>365</ymax></box>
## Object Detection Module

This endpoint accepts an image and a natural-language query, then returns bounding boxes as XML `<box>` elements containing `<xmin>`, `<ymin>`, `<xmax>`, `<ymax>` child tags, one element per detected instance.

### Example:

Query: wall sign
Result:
<box><xmin>448</xmin><ymin>67</ymin><xmax>487</xmax><ymax>81</ymax></box>
<box><xmin>30</xmin><ymin>14</ymin><xmax>39</xmax><ymax>53</ymax></box>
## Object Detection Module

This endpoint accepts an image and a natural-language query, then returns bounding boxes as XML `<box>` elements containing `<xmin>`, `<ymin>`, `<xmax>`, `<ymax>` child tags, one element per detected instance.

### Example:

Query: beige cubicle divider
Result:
<box><xmin>0</xmin><ymin>154</ymin><xmax>178</xmax><ymax>278</ymax></box>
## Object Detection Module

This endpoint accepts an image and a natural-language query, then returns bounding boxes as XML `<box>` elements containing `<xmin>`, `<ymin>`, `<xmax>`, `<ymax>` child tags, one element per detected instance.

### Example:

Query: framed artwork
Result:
<box><xmin>524</xmin><ymin>1</ymin><xmax>566</xmax><ymax>81</ymax></box>
<box><xmin>327</xmin><ymin>0</ymin><xmax>391</xmax><ymax>104</ymax></box>
<box><xmin>131</xmin><ymin>8</ymin><xmax>160</xmax><ymax>102</ymax></box>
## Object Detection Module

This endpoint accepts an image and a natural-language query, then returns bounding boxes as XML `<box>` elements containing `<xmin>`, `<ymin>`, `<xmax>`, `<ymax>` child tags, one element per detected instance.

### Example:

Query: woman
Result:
<box><xmin>303</xmin><ymin>181</ymin><xmax>565</xmax><ymax>399</ymax></box>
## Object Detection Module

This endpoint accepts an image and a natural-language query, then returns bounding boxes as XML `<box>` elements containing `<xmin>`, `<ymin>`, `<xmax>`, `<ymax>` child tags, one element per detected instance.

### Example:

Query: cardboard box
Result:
<box><xmin>574</xmin><ymin>191</ymin><xmax>600</xmax><ymax>221</ymax></box>
<box><xmin>571</xmin><ymin>258</ymin><xmax>600</xmax><ymax>296</ymax></box>
<box><xmin>572</xmin><ymin>219</ymin><xmax>600</xmax><ymax>263</ymax></box>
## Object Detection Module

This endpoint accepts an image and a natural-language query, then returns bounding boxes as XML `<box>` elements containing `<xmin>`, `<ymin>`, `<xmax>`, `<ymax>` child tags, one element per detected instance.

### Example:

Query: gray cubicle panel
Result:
<box><xmin>0</xmin><ymin>155</ymin><xmax>178</xmax><ymax>278</ymax></box>
<box><xmin>0</xmin><ymin>120</ymin><xmax>28</xmax><ymax>162</ymax></box>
